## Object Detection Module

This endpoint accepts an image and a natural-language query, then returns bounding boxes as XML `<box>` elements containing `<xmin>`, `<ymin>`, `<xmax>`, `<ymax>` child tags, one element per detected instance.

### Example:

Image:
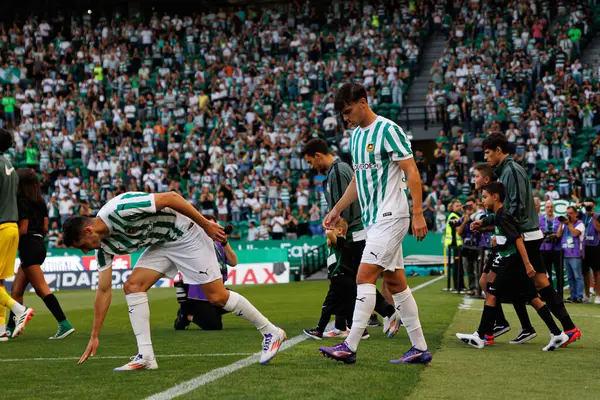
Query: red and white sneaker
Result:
<box><xmin>260</xmin><ymin>328</ymin><xmax>287</xmax><ymax>365</ymax></box>
<box><xmin>12</xmin><ymin>308</ymin><xmax>34</xmax><ymax>338</ymax></box>
<box><xmin>323</xmin><ymin>328</ymin><xmax>348</xmax><ymax>339</ymax></box>
<box><xmin>114</xmin><ymin>354</ymin><xmax>158</xmax><ymax>372</ymax></box>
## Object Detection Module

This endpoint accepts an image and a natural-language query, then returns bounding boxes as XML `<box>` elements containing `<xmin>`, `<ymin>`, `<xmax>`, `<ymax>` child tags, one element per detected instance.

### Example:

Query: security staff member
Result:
<box><xmin>445</xmin><ymin>199</ymin><xmax>464</xmax><ymax>292</ymax></box>
<box><xmin>302</xmin><ymin>139</ymin><xmax>399</xmax><ymax>334</ymax></box>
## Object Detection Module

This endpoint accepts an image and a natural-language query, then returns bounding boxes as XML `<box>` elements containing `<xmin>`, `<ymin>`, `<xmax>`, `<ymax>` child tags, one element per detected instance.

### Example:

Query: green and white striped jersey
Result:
<box><xmin>95</xmin><ymin>192</ymin><xmax>188</xmax><ymax>271</ymax></box>
<box><xmin>349</xmin><ymin>116</ymin><xmax>412</xmax><ymax>227</ymax></box>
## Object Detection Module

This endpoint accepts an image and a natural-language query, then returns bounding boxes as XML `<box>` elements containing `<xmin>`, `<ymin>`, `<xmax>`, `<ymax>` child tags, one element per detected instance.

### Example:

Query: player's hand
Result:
<box><xmin>525</xmin><ymin>262</ymin><xmax>536</xmax><ymax>278</ymax></box>
<box><xmin>78</xmin><ymin>336</ymin><xmax>99</xmax><ymax>365</ymax></box>
<box><xmin>205</xmin><ymin>220</ymin><xmax>226</xmax><ymax>243</ymax></box>
<box><xmin>470</xmin><ymin>220</ymin><xmax>483</xmax><ymax>232</ymax></box>
<box><xmin>412</xmin><ymin>213</ymin><xmax>428</xmax><ymax>242</ymax></box>
<box><xmin>491</xmin><ymin>236</ymin><xmax>497</xmax><ymax>247</ymax></box>
<box><xmin>323</xmin><ymin>208</ymin><xmax>341</xmax><ymax>229</ymax></box>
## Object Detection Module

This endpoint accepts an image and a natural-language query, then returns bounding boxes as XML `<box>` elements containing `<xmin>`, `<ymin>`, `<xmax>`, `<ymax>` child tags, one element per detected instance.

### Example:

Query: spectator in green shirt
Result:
<box><xmin>25</xmin><ymin>142</ymin><xmax>39</xmax><ymax>170</ymax></box>
<box><xmin>568</xmin><ymin>25</ymin><xmax>582</xmax><ymax>57</ymax></box>
<box><xmin>1</xmin><ymin>95</ymin><xmax>16</xmax><ymax>128</ymax></box>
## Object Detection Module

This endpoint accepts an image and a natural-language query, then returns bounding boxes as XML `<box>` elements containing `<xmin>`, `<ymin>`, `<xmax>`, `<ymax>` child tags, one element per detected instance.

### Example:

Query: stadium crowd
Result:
<box><xmin>421</xmin><ymin>0</ymin><xmax>600</xmax><ymax>233</ymax></box>
<box><xmin>0</xmin><ymin>0</ymin><xmax>433</xmax><ymax>244</ymax></box>
<box><xmin>1</xmin><ymin>0</ymin><xmax>600</xmax><ymax>243</ymax></box>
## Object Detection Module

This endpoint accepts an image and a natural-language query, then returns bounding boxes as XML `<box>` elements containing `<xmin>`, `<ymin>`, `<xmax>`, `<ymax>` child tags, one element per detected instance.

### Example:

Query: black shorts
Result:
<box><xmin>489</xmin><ymin>254</ymin><xmax>538</xmax><ymax>303</ymax></box>
<box><xmin>584</xmin><ymin>245</ymin><xmax>600</xmax><ymax>272</ymax></box>
<box><xmin>18</xmin><ymin>235</ymin><xmax>46</xmax><ymax>268</ymax></box>
<box><xmin>524</xmin><ymin>238</ymin><xmax>546</xmax><ymax>274</ymax></box>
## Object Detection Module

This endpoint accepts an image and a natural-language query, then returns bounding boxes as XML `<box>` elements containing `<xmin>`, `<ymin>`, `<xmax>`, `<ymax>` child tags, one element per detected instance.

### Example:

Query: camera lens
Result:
<box><xmin>224</xmin><ymin>224</ymin><xmax>234</xmax><ymax>235</ymax></box>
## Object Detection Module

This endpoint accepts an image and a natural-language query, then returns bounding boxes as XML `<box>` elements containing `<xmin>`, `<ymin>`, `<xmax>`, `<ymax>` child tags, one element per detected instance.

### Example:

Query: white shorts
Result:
<box><xmin>361</xmin><ymin>217</ymin><xmax>409</xmax><ymax>272</ymax></box>
<box><xmin>136</xmin><ymin>224</ymin><xmax>222</xmax><ymax>285</ymax></box>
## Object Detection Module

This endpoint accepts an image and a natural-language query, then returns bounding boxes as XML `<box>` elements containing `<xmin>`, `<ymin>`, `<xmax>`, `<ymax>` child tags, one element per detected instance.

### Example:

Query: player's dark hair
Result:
<box><xmin>482</xmin><ymin>181</ymin><xmax>506</xmax><ymax>203</ymax></box>
<box><xmin>63</xmin><ymin>216</ymin><xmax>93</xmax><ymax>247</ymax></box>
<box><xmin>0</xmin><ymin>128</ymin><xmax>14</xmax><ymax>153</ymax></box>
<box><xmin>482</xmin><ymin>133</ymin><xmax>509</xmax><ymax>154</ymax></box>
<box><xmin>334</xmin><ymin>83</ymin><xmax>368</xmax><ymax>114</ymax></box>
<box><xmin>301</xmin><ymin>138</ymin><xmax>330</xmax><ymax>157</ymax></box>
<box><xmin>474</xmin><ymin>162</ymin><xmax>497</xmax><ymax>182</ymax></box>
<box><xmin>17</xmin><ymin>168</ymin><xmax>43</xmax><ymax>204</ymax></box>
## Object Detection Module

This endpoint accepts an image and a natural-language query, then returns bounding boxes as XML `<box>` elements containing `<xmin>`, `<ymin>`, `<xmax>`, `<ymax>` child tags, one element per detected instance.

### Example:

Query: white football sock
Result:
<box><xmin>125</xmin><ymin>292</ymin><xmax>154</xmax><ymax>360</ymax></box>
<box><xmin>223</xmin><ymin>291</ymin><xmax>277</xmax><ymax>336</ymax></box>
<box><xmin>392</xmin><ymin>287</ymin><xmax>427</xmax><ymax>351</ymax></box>
<box><xmin>10</xmin><ymin>302</ymin><xmax>26</xmax><ymax>315</ymax></box>
<box><xmin>345</xmin><ymin>284</ymin><xmax>376</xmax><ymax>352</ymax></box>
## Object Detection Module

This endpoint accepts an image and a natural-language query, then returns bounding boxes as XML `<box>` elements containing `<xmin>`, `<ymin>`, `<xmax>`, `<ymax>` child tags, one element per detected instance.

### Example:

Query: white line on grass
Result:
<box><xmin>0</xmin><ymin>353</ymin><xmax>255</xmax><ymax>362</ymax></box>
<box><xmin>146</xmin><ymin>275</ymin><xmax>445</xmax><ymax>400</ymax></box>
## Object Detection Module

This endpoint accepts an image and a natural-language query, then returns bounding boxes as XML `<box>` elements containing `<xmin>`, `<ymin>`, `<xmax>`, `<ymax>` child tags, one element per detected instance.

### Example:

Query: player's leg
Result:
<box><xmin>457</xmin><ymin>268</ymin><xmax>500</xmax><ymax>349</ymax></box>
<box><xmin>200</xmin><ymin>278</ymin><xmax>286</xmax><ymax>364</ymax></box>
<box><xmin>319</xmin><ymin>261</ymin><xmax>380</xmax><ymax>364</ymax></box>
<box><xmin>24</xmin><ymin>264</ymin><xmax>74</xmax><ymax>339</ymax></box>
<box><xmin>304</xmin><ymin>279</ymin><xmax>338</xmax><ymax>339</ymax></box>
<box><xmin>0</xmin><ymin>224</ymin><xmax>34</xmax><ymax>338</ymax></box>
<box><xmin>384</xmin><ymin>268</ymin><xmax>432</xmax><ymax>363</ymax></box>
<box><xmin>5</xmin><ymin>267</ymin><xmax>27</xmax><ymax>338</ymax></box>
<box><xmin>113</xmin><ymin>265</ymin><xmax>165</xmax><ymax>371</ymax></box>
<box><xmin>182</xmin><ymin>225</ymin><xmax>284</xmax><ymax>364</ymax></box>
<box><xmin>529</xmin><ymin>239</ymin><xmax>579</xmax><ymax>343</ymax></box>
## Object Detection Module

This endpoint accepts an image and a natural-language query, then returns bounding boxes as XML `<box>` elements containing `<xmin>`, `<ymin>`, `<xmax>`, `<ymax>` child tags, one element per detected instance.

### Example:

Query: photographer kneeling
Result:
<box><xmin>174</xmin><ymin>220</ymin><xmax>238</xmax><ymax>330</ymax></box>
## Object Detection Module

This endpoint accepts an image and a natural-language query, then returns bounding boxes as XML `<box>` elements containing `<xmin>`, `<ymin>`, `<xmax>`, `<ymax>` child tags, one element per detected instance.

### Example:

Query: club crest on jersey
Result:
<box><xmin>366</xmin><ymin>143</ymin><xmax>375</xmax><ymax>152</ymax></box>
<box><xmin>127</xmin><ymin>227</ymin><xmax>137</xmax><ymax>234</ymax></box>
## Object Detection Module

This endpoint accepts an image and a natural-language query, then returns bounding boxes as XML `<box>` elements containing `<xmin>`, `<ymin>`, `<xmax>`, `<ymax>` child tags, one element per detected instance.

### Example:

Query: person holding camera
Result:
<box><xmin>540</xmin><ymin>201</ymin><xmax>562</xmax><ymax>289</ymax></box>
<box><xmin>581</xmin><ymin>198</ymin><xmax>600</xmax><ymax>304</ymax></box>
<box><xmin>174</xmin><ymin>221</ymin><xmax>238</xmax><ymax>331</ymax></box>
<box><xmin>556</xmin><ymin>206</ymin><xmax>585</xmax><ymax>303</ymax></box>
<box><xmin>456</xmin><ymin>198</ymin><xmax>482</xmax><ymax>295</ymax></box>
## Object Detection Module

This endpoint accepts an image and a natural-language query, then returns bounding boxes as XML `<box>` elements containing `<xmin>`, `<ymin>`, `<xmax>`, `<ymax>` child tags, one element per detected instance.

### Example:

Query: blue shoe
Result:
<box><xmin>319</xmin><ymin>341</ymin><xmax>356</xmax><ymax>364</ymax></box>
<box><xmin>390</xmin><ymin>346</ymin><xmax>432</xmax><ymax>364</ymax></box>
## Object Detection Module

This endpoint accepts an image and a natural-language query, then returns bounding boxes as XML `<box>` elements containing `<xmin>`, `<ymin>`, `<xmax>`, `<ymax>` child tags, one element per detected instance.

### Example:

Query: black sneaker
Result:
<box><xmin>368</xmin><ymin>315</ymin><xmax>381</xmax><ymax>327</ymax></box>
<box><xmin>509</xmin><ymin>329</ymin><xmax>537</xmax><ymax>344</ymax></box>
<box><xmin>174</xmin><ymin>307</ymin><xmax>191</xmax><ymax>330</ymax></box>
<box><xmin>303</xmin><ymin>328</ymin><xmax>323</xmax><ymax>340</ymax></box>
<box><xmin>493</xmin><ymin>324</ymin><xmax>511</xmax><ymax>338</ymax></box>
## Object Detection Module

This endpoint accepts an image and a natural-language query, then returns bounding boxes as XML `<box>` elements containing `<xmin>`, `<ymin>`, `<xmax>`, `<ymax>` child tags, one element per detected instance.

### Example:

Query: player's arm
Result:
<box><xmin>501</xmin><ymin>213</ymin><xmax>535</xmax><ymax>277</ymax></box>
<box><xmin>515</xmin><ymin>237</ymin><xmax>535</xmax><ymax>277</ymax></box>
<box><xmin>78</xmin><ymin>253</ymin><xmax>113</xmax><ymax>364</ymax></box>
<box><xmin>397</xmin><ymin>157</ymin><xmax>428</xmax><ymax>241</ymax></box>
<box><xmin>17</xmin><ymin>219</ymin><xmax>29</xmax><ymax>236</ymax></box>
<box><xmin>593</xmin><ymin>215</ymin><xmax>600</xmax><ymax>232</ymax></box>
<box><xmin>223</xmin><ymin>243</ymin><xmax>238</xmax><ymax>267</ymax></box>
<box><xmin>331</xmin><ymin>176</ymin><xmax>358</xmax><ymax>215</ymax></box>
<box><xmin>154</xmin><ymin>191</ymin><xmax>225</xmax><ymax>242</ymax></box>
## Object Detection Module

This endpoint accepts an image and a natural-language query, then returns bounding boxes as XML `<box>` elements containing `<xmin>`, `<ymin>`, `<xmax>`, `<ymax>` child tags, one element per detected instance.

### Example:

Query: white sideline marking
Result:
<box><xmin>0</xmin><ymin>353</ymin><xmax>254</xmax><ymax>362</ymax></box>
<box><xmin>147</xmin><ymin>275</ymin><xmax>445</xmax><ymax>400</ymax></box>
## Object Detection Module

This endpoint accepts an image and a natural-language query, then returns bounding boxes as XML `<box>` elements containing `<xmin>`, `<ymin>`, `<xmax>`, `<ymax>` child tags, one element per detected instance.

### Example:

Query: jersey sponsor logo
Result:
<box><xmin>370</xmin><ymin>251</ymin><xmax>379</xmax><ymax>259</ymax></box>
<box><xmin>366</xmin><ymin>143</ymin><xmax>375</xmax><ymax>152</ymax></box>
<box><xmin>5</xmin><ymin>165</ymin><xmax>14</xmax><ymax>175</ymax></box>
<box><xmin>383</xmin><ymin>212</ymin><xmax>392</xmax><ymax>217</ymax></box>
<box><xmin>127</xmin><ymin>228</ymin><xmax>138</xmax><ymax>234</ymax></box>
<box><xmin>353</xmin><ymin>163</ymin><xmax>381</xmax><ymax>171</ymax></box>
